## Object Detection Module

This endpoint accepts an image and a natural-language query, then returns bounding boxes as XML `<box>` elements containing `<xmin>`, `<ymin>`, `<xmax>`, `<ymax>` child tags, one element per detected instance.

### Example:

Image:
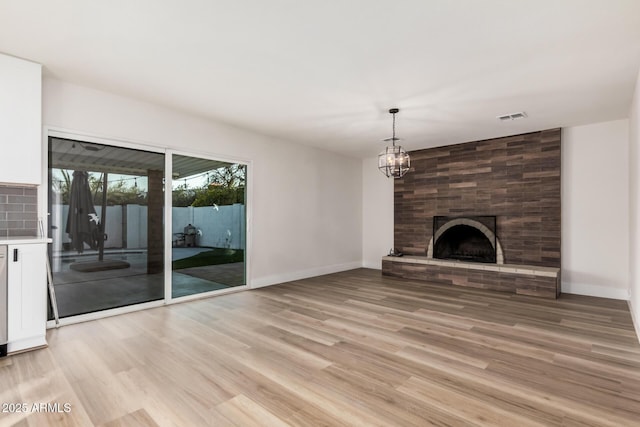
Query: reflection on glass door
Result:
<box><xmin>48</xmin><ymin>137</ymin><xmax>165</xmax><ymax>318</ymax></box>
<box><xmin>171</xmin><ymin>155</ymin><xmax>246</xmax><ymax>298</ymax></box>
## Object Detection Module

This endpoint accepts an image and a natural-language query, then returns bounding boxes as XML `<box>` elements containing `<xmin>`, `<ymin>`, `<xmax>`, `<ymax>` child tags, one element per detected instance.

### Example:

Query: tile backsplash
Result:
<box><xmin>0</xmin><ymin>184</ymin><xmax>38</xmax><ymax>237</ymax></box>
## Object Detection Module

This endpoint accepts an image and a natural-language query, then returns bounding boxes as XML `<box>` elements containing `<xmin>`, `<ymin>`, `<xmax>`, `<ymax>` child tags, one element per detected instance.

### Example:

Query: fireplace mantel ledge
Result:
<box><xmin>381</xmin><ymin>256</ymin><xmax>559</xmax><ymax>278</ymax></box>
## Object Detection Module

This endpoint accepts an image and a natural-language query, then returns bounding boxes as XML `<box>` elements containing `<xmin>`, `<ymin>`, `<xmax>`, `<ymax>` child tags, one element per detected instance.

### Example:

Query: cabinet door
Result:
<box><xmin>7</xmin><ymin>244</ymin><xmax>47</xmax><ymax>351</ymax></box>
<box><xmin>0</xmin><ymin>53</ymin><xmax>42</xmax><ymax>185</ymax></box>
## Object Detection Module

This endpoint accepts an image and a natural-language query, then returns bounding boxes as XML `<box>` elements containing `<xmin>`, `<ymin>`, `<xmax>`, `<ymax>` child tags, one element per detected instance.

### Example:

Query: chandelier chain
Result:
<box><xmin>392</xmin><ymin>111</ymin><xmax>396</xmax><ymax>147</ymax></box>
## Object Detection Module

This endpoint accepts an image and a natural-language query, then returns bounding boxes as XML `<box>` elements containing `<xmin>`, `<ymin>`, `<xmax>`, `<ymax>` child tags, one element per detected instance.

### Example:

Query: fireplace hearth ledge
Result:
<box><xmin>382</xmin><ymin>255</ymin><xmax>560</xmax><ymax>298</ymax></box>
<box><xmin>382</xmin><ymin>256</ymin><xmax>558</xmax><ymax>277</ymax></box>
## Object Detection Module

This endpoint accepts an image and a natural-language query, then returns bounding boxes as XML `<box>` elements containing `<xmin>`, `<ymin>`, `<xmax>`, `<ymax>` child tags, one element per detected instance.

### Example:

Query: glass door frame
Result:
<box><xmin>164</xmin><ymin>148</ymin><xmax>251</xmax><ymax>304</ymax></box>
<box><xmin>43</xmin><ymin>128</ymin><xmax>252</xmax><ymax>327</ymax></box>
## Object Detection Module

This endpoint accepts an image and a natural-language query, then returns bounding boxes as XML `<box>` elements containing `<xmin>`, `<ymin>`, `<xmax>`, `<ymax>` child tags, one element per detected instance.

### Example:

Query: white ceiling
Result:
<box><xmin>1</xmin><ymin>0</ymin><xmax>640</xmax><ymax>158</ymax></box>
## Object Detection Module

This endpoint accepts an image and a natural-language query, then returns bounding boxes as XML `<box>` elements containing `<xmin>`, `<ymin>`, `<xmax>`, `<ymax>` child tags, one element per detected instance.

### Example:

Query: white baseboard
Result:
<box><xmin>8</xmin><ymin>335</ymin><xmax>47</xmax><ymax>354</ymax></box>
<box><xmin>250</xmin><ymin>261</ymin><xmax>363</xmax><ymax>289</ymax></box>
<box><xmin>562</xmin><ymin>281</ymin><xmax>630</xmax><ymax>300</ymax></box>
<box><xmin>362</xmin><ymin>260</ymin><xmax>382</xmax><ymax>270</ymax></box>
<box><xmin>629</xmin><ymin>297</ymin><xmax>640</xmax><ymax>344</ymax></box>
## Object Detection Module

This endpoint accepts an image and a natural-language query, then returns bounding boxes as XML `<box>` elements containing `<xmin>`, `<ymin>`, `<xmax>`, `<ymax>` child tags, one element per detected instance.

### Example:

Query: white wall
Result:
<box><xmin>562</xmin><ymin>120</ymin><xmax>629</xmax><ymax>299</ymax></box>
<box><xmin>629</xmin><ymin>68</ymin><xmax>640</xmax><ymax>340</ymax></box>
<box><xmin>362</xmin><ymin>156</ymin><xmax>394</xmax><ymax>268</ymax></box>
<box><xmin>42</xmin><ymin>78</ymin><xmax>363</xmax><ymax>287</ymax></box>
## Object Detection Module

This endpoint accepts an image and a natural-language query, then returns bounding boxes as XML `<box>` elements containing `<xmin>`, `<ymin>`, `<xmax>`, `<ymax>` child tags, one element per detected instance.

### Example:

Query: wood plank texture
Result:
<box><xmin>1</xmin><ymin>268</ymin><xmax>639</xmax><ymax>426</ymax></box>
<box><xmin>395</xmin><ymin>128</ymin><xmax>562</xmax><ymax>268</ymax></box>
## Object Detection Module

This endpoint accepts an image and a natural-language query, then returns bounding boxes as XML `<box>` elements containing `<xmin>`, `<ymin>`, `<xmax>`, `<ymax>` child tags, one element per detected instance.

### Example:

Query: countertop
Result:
<box><xmin>0</xmin><ymin>237</ymin><xmax>52</xmax><ymax>245</ymax></box>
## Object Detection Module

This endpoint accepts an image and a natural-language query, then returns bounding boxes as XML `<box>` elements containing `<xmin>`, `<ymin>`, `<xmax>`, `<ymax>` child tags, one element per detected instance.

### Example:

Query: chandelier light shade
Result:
<box><xmin>378</xmin><ymin>145</ymin><xmax>410</xmax><ymax>178</ymax></box>
<box><xmin>378</xmin><ymin>108</ymin><xmax>411</xmax><ymax>178</ymax></box>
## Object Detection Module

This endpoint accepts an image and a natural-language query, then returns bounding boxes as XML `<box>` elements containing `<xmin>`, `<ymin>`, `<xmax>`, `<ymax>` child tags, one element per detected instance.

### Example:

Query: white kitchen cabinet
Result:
<box><xmin>0</xmin><ymin>53</ymin><xmax>42</xmax><ymax>185</ymax></box>
<box><xmin>7</xmin><ymin>243</ymin><xmax>47</xmax><ymax>353</ymax></box>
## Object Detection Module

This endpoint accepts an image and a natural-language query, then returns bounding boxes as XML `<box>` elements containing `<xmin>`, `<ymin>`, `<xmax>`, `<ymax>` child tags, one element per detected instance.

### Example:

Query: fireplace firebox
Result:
<box><xmin>431</xmin><ymin>216</ymin><xmax>499</xmax><ymax>264</ymax></box>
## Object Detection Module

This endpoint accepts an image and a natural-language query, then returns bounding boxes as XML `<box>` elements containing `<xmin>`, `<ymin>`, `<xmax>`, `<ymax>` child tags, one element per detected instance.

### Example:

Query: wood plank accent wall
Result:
<box><xmin>395</xmin><ymin>128</ymin><xmax>561</xmax><ymax>268</ymax></box>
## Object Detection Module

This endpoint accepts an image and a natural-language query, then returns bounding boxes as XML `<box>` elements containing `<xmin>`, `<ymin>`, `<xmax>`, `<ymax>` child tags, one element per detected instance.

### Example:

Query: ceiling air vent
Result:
<box><xmin>497</xmin><ymin>112</ymin><xmax>527</xmax><ymax>121</ymax></box>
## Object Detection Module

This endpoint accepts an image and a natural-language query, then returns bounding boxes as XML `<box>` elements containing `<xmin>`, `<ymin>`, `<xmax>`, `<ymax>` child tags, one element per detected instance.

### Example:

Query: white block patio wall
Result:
<box><xmin>172</xmin><ymin>204</ymin><xmax>245</xmax><ymax>249</ymax></box>
<box><xmin>54</xmin><ymin>203</ymin><xmax>245</xmax><ymax>250</ymax></box>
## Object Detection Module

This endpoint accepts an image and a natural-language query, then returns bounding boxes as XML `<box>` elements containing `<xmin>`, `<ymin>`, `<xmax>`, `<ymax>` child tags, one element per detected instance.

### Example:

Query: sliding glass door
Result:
<box><xmin>48</xmin><ymin>135</ymin><xmax>249</xmax><ymax>321</ymax></box>
<box><xmin>48</xmin><ymin>137</ymin><xmax>165</xmax><ymax>318</ymax></box>
<box><xmin>170</xmin><ymin>154</ymin><xmax>246</xmax><ymax>298</ymax></box>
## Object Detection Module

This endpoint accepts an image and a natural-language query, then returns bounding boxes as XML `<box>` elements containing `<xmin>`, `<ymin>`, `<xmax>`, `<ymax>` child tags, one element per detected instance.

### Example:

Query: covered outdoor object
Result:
<box><xmin>184</xmin><ymin>223</ymin><xmax>197</xmax><ymax>247</ymax></box>
<box><xmin>65</xmin><ymin>171</ymin><xmax>100</xmax><ymax>253</ymax></box>
<box><xmin>66</xmin><ymin>170</ymin><xmax>130</xmax><ymax>272</ymax></box>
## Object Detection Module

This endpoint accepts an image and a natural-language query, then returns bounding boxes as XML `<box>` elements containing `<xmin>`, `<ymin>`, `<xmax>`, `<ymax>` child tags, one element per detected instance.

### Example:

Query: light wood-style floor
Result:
<box><xmin>2</xmin><ymin>268</ymin><xmax>640</xmax><ymax>426</ymax></box>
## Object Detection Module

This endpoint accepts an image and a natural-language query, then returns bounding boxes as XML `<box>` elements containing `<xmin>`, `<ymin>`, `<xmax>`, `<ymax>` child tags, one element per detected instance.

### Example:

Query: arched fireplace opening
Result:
<box><xmin>434</xmin><ymin>224</ymin><xmax>496</xmax><ymax>263</ymax></box>
<box><xmin>428</xmin><ymin>216</ymin><xmax>504</xmax><ymax>264</ymax></box>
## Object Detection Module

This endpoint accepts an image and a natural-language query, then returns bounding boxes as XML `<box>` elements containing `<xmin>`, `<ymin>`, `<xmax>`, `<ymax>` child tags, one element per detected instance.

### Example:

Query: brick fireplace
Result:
<box><xmin>382</xmin><ymin>128</ymin><xmax>561</xmax><ymax>298</ymax></box>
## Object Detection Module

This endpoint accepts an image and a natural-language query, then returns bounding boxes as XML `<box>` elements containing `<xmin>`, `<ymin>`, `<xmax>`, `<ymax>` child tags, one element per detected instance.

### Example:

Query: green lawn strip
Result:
<box><xmin>172</xmin><ymin>248</ymin><xmax>244</xmax><ymax>270</ymax></box>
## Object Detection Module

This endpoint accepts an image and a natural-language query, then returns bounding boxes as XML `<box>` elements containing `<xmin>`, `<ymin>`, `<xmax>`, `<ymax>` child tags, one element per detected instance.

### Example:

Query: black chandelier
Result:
<box><xmin>378</xmin><ymin>108</ymin><xmax>410</xmax><ymax>178</ymax></box>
